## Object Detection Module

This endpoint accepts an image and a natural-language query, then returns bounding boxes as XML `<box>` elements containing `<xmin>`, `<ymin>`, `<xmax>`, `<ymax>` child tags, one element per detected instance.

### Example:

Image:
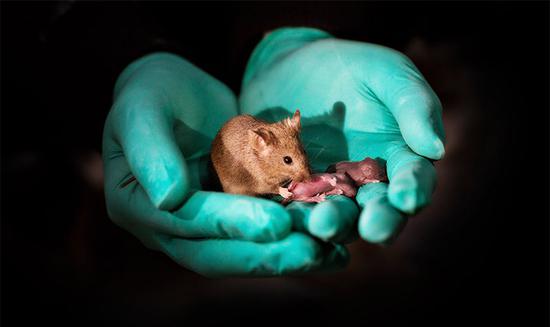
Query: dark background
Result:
<box><xmin>2</xmin><ymin>1</ymin><xmax>549</xmax><ymax>326</ymax></box>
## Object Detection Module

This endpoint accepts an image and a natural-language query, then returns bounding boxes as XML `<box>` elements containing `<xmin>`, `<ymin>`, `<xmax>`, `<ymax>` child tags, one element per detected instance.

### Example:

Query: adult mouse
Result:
<box><xmin>210</xmin><ymin>110</ymin><xmax>312</xmax><ymax>196</ymax></box>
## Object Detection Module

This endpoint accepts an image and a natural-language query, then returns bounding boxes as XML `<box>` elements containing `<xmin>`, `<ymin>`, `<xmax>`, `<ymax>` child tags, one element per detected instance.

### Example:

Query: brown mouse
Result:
<box><xmin>210</xmin><ymin>110</ymin><xmax>312</xmax><ymax>196</ymax></box>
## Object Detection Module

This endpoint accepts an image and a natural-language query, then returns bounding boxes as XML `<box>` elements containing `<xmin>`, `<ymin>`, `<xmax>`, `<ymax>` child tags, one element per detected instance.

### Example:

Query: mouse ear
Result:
<box><xmin>284</xmin><ymin>109</ymin><xmax>301</xmax><ymax>131</ymax></box>
<box><xmin>249</xmin><ymin>128</ymin><xmax>275</xmax><ymax>153</ymax></box>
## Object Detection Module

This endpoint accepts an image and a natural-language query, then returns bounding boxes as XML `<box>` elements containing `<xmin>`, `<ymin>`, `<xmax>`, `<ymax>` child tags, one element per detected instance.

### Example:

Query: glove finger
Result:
<box><xmin>286</xmin><ymin>196</ymin><xmax>359</xmax><ymax>243</ymax></box>
<box><xmin>106</xmin><ymin>164</ymin><xmax>292</xmax><ymax>243</ymax></box>
<box><xmin>386</xmin><ymin>144</ymin><xmax>437</xmax><ymax>214</ymax></box>
<box><xmin>111</xmin><ymin>94</ymin><xmax>189</xmax><ymax>211</ymax></box>
<box><xmin>373</xmin><ymin>57</ymin><xmax>446</xmax><ymax>160</ymax></box>
<box><xmin>158</xmin><ymin>232</ymin><xmax>350</xmax><ymax>278</ymax></box>
<box><xmin>172</xmin><ymin>191</ymin><xmax>292</xmax><ymax>242</ymax></box>
<box><xmin>356</xmin><ymin>182</ymin><xmax>406</xmax><ymax>244</ymax></box>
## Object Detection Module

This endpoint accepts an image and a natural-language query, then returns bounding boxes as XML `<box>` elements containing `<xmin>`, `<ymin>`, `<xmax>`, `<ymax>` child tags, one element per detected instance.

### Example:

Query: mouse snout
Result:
<box><xmin>294</xmin><ymin>170</ymin><xmax>312</xmax><ymax>183</ymax></box>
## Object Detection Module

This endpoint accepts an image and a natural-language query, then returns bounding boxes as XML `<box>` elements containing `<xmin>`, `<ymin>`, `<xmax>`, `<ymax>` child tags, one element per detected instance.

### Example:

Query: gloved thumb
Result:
<box><xmin>370</xmin><ymin>52</ymin><xmax>446</xmax><ymax>160</ymax></box>
<box><xmin>387</xmin><ymin>82</ymin><xmax>446</xmax><ymax>160</ymax></box>
<box><xmin>116</xmin><ymin>98</ymin><xmax>189</xmax><ymax>211</ymax></box>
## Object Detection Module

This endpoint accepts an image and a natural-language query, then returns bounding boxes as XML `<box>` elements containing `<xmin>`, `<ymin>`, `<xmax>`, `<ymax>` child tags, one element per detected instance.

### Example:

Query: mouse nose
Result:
<box><xmin>297</xmin><ymin>171</ymin><xmax>311</xmax><ymax>183</ymax></box>
<box><xmin>305</xmin><ymin>165</ymin><xmax>313</xmax><ymax>180</ymax></box>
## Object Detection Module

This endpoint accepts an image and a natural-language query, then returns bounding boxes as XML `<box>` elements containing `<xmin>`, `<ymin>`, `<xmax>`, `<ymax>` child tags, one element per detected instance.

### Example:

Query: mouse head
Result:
<box><xmin>248</xmin><ymin>110</ymin><xmax>312</xmax><ymax>191</ymax></box>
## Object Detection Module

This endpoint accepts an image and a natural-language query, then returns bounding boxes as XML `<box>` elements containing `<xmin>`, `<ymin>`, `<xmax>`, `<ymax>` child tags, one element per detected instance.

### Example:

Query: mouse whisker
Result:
<box><xmin>311</xmin><ymin>146</ymin><xmax>325</xmax><ymax>162</ymax></box>
<box><xmin>303</xmin><ymin>140</ymin><xmax>313</xmax><ymax>150</ymax></box>
<box><xmin>280</xmin><ymin>178</ymin><xmax>293</xmax><ymax>188</ymax></box>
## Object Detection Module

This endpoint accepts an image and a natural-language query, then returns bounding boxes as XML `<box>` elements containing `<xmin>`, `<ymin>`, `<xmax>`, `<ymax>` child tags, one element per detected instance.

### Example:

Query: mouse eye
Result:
<box><xmin>283</xmin><ymin>156</ymin><xmax>293</xmax><ymax>165</ymax></box>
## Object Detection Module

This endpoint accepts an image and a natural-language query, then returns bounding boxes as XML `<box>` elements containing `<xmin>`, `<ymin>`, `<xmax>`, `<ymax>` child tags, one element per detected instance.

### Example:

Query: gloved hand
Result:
<box><xmin>102</xmin><ymin>52</ymin><xmax>349</xmax><ymax>277</ymax></box>
<box><xmin>240</xmin><ymin>27</ymin><xmax>446</xmax><ymax>243</ymax></box>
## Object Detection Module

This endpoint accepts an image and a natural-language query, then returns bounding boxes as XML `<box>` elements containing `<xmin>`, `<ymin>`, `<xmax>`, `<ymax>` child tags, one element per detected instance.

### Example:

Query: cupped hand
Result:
<box><xmin>102</xmin><ymin>52</ymin><xmax>348</xmax><ymax>277</ymax></box>
<box><xmin>240</xmin><ymin>27</ymin><xmax>446</xmax><ymax>244</ymax></box>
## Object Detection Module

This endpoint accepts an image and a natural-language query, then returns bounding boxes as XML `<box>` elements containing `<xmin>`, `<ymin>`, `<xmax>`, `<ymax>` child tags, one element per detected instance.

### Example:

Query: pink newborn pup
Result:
<box><xmin>329</xmin><ymin>157</ymin><xmax>388</xmax><ymax>186</ymax></box>
<box><xmin>279</xmin><ymin>157</ymin><xmax>387</xmax><ymax>203</ymax></box>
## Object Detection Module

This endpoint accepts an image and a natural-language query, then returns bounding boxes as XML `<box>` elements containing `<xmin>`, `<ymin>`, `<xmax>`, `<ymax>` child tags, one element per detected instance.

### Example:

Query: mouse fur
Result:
<box><xmin>210</xmin><ymin>110</ymin><xmax>311</xmax><ymax>196</ymax></box>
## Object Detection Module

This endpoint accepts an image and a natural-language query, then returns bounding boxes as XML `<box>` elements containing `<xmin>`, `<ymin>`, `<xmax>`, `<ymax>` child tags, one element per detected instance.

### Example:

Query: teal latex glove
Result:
<box><xmin>102</xmin><ymin>53</ymin><xmax>349</xmax><ymax>277</ymax></box>
<box><xmin>240</xmin><ymin>27</ymin><xmax>446</xmax><ymax>243</ymax></box>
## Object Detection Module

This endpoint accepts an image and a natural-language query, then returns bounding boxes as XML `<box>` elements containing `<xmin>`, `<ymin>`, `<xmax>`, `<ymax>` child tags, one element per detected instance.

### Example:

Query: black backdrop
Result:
<box><xmin>2</xmin><ymin>1</ymin><xmax>549</xmax><ymax>326</ymax></box>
